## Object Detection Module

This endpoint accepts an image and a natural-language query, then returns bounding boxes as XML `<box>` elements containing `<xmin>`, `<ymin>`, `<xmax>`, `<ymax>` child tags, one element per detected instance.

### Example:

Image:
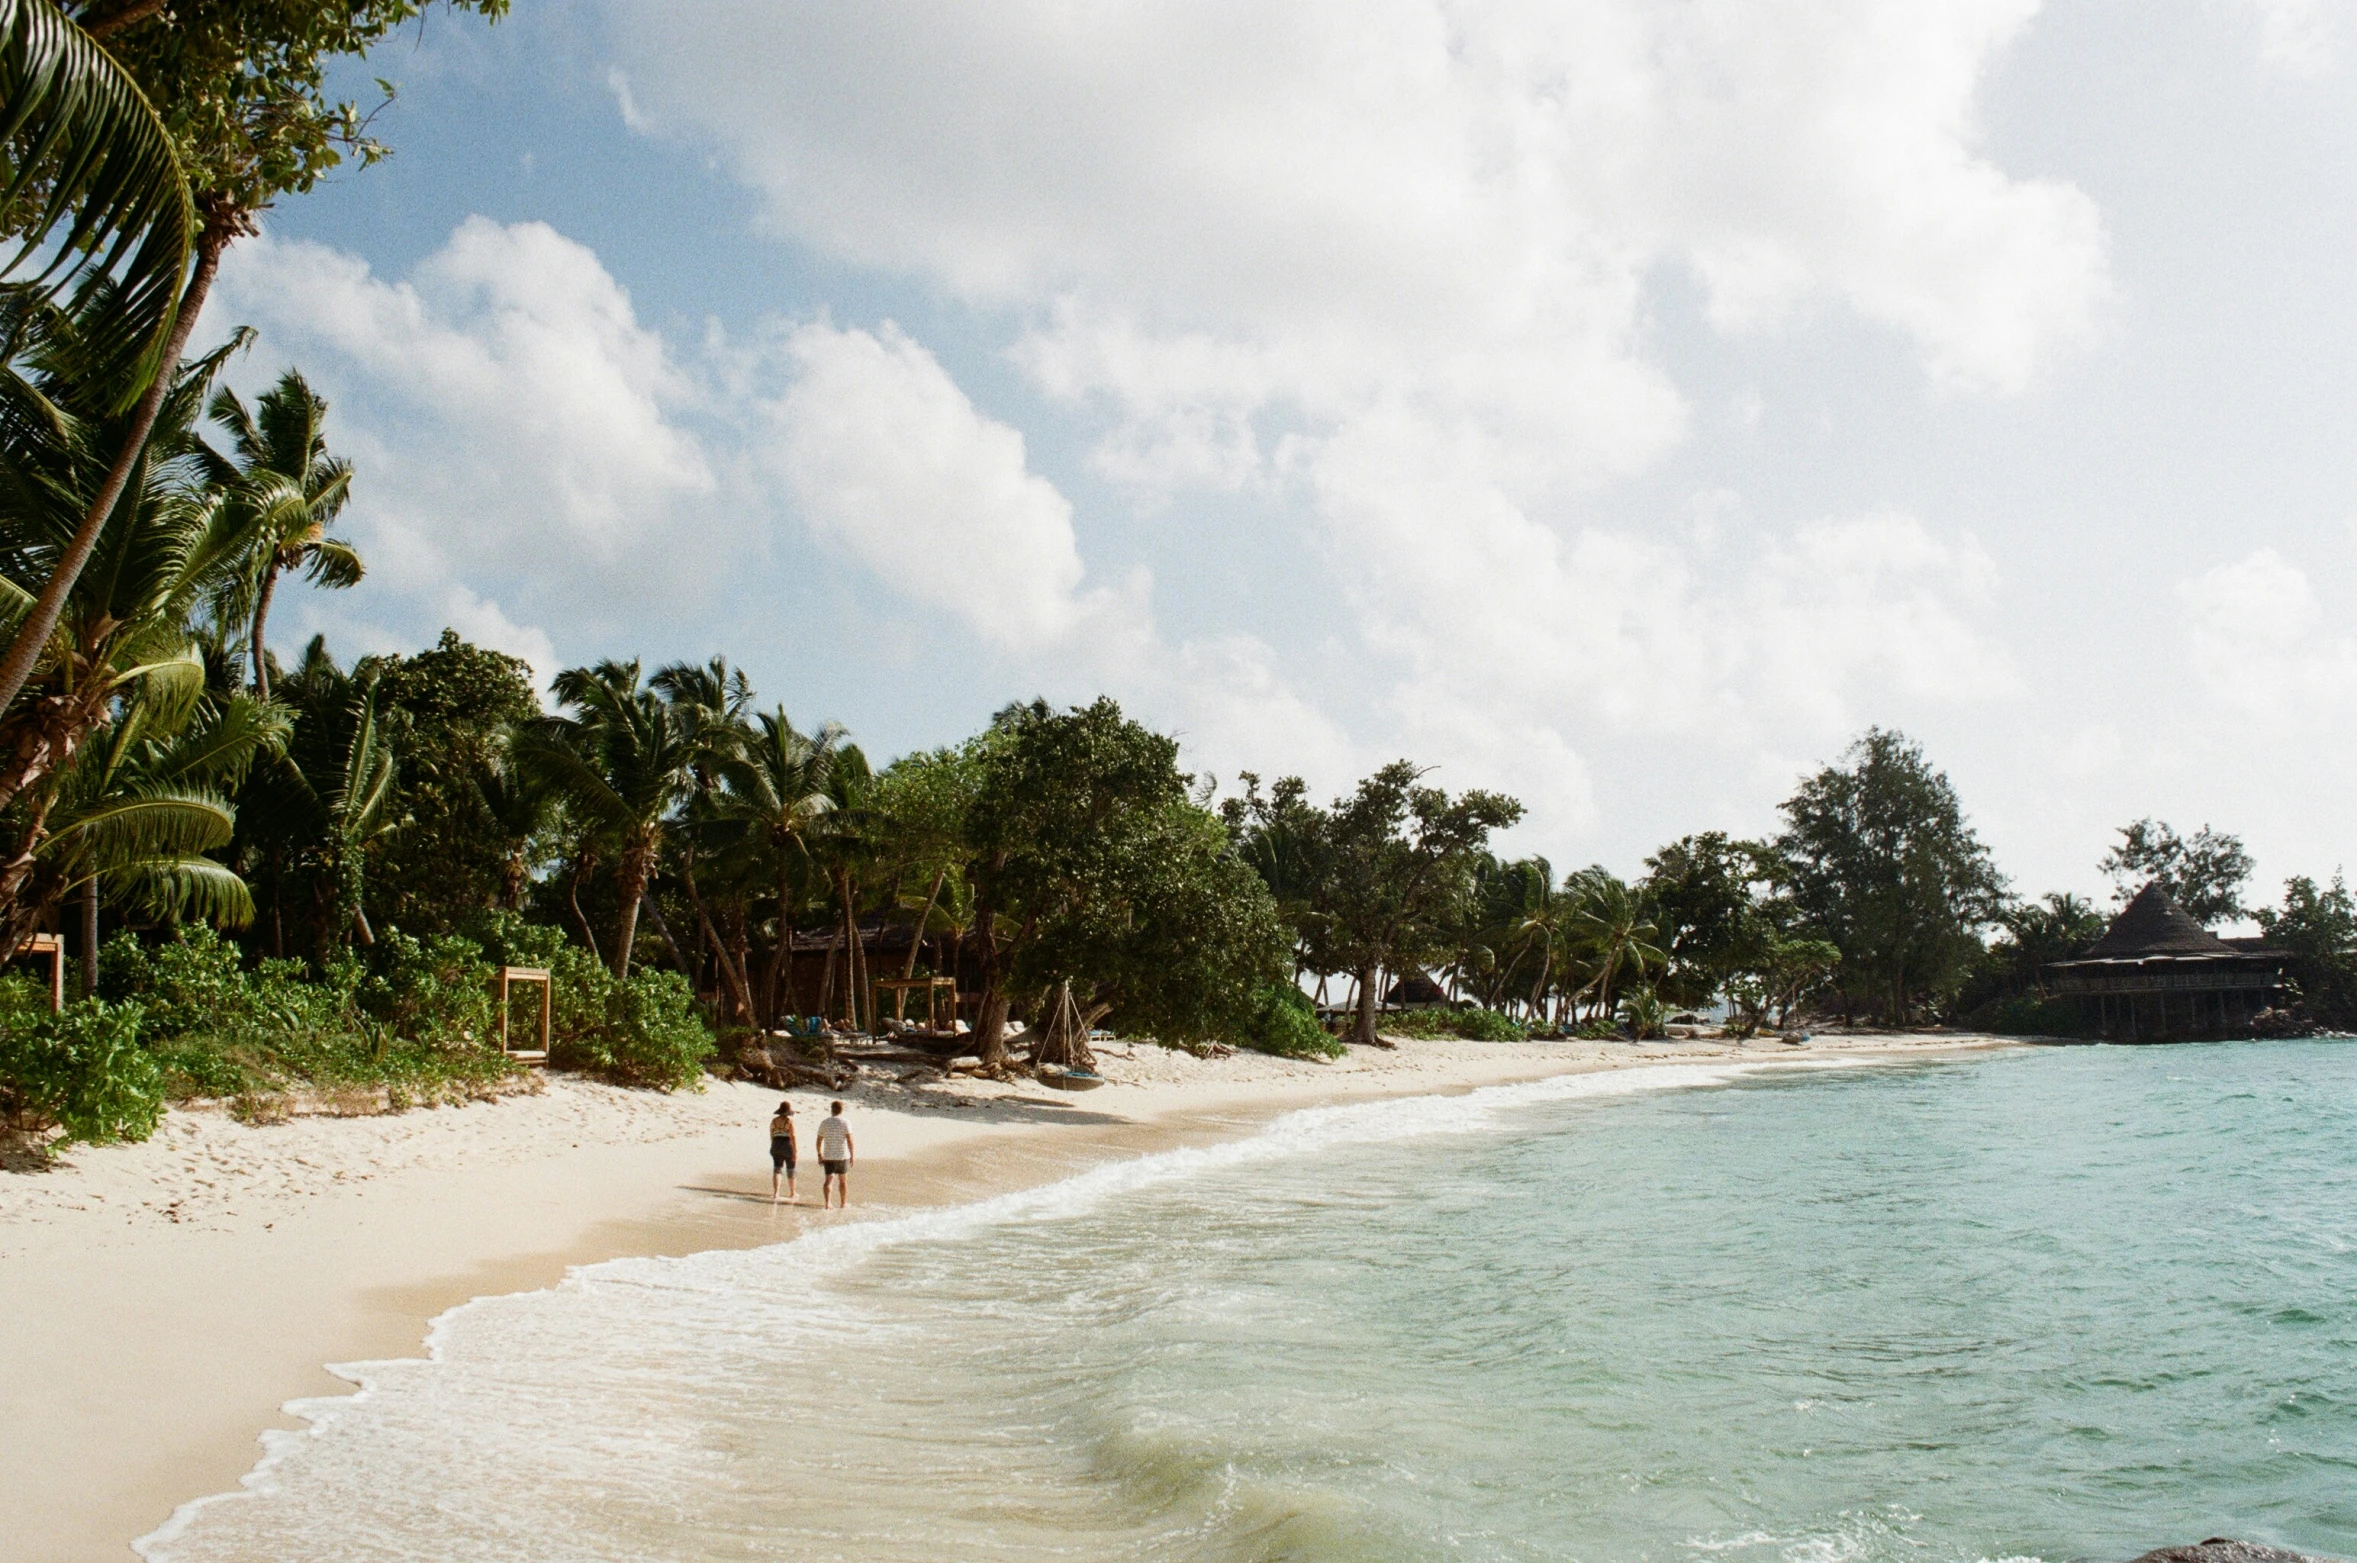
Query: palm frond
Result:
<box><xmin>0</xmin><ymin>0</ymin><xmax>193</xmax><ymax>403</ymax></box>
<box><xmin>104</xmin><ymin>853</ymin><xmax>253</xmax><ymax>927</ymax></box>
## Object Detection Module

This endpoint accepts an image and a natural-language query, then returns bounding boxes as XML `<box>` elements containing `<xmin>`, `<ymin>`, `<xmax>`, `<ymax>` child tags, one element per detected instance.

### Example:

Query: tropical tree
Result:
<box><xmin>1772</xmin><ymin>728</ymin><xmax>2005</xmax><ymax>1024</ymax></box>
<box><xmin>0</xmin><ymin>0</ymin><xmax>192</xmax><ymax>389</ymax></box>
<box><xmin>963</xmin><ymin>698</ymin><xmax>1283</xmax><ymax>1066</ymax></box>
<box><xmin>521</xmin><ymin>659</ymin><xmax>701</xmax><ymax>977</ymax></box>
<box><xmin>361</xmin><ymin>630</ymin><xmax>540</xmax><ymax>932</ymax></box>
<box><xmin>1219</xmin><ymin>770</ymin><xmax>1337</xmax><ymax>985</ymax></box>
<box><xmin>2098</xmin><ymin>819</ymin><xmax>2252</xmax><ymax>927</ymax></box>
<box><xmin>1565</xmin><ymin>869</ymin><xmax>1665</xmax><ymax>1022</ymax></box>
<box><xmin>35</xmin><ymin>684</ymin><xmax>283</xmax><ymax>988</ymax></box>
<box><xmin>0</xmin><ymin>303</ymin><xmax>264</xmax><ymax>931</ymax></box>
<box><xmin>236</xmin><ymin>638</ymin><xmax>398</xmax><ymax>951</ymax></box>
<box><xmin>811</xmin><ymin>742</ymin><xmax>877</xmax><ymax>1029</ymax></box>
<box><xmin>1640</xmin><ymin>832</ymin><xmax>1773</xmax><ymax>1009</ymax></box>
<box><xmin>0</xmin><ymin>0</ymin><xmax>508</xmax><ymax>720</ymax></box>
<box><xmin>708</xmin><ymin>708</ymin><xmax>843</xmax><ymax>1026</ymax></box>
<box><xmin>199</xmin><ymin>368</ymin><xmax>359</xmax><ymax>700</ymax></box>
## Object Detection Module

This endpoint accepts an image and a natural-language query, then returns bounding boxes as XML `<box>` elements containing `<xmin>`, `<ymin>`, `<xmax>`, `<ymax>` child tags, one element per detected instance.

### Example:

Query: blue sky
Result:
<box><xmin>215</xmin><ymin>0</ymin><xmax>2357</xmax><ymax>909</ymax></box>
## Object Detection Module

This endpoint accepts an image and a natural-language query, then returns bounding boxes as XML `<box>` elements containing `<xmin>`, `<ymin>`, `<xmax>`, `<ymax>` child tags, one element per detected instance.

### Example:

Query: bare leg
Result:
<box><xmin>772</xmin><ymin>1168</ymin><xmax>781</xmax><ymax>1204</ymax></box>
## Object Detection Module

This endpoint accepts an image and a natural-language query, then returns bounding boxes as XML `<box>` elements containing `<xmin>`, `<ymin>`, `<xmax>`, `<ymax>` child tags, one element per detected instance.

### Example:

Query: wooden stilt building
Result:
<box><xmin>2046</xmin><ymin>883</ymin><xmax>2286</xmax><ymax>1041</ymax></box>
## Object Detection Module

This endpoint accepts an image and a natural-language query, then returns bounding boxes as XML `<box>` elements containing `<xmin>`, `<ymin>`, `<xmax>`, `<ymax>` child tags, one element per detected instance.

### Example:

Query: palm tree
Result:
<box><xmin>475</xmin><ymin>731</ymin><xmax>556</xmax><ymax>913</ymax></box>
<box><xmin>711</xmin><ymin>709</ymin><xmax>842</xmax><ymax>1026</ymax></box>
<box><xmin>0</xmin><ymin>0</ymin><xmax>218</xmax><ymax>720</ymax></box>
<box><xmin>0</xmin><ymin>305</ymin><xmax>265</xmax><ymax>931</ymax></box>
<box><xmin>1503</xmin><ymin>857</ymin><xmax>1568</xmax><ymax>1021</ymax></box>
<box><xmin>520</xmin><ymin>659</ymin><xmax>702</xmax><ymax>977</ymax></box>
<box><xmin>33</xmin><ymin>686</ymin><xmax>285</xmax><ymax>989</ymax></box>
<box><xmin>812</xmin><ymin>743</ymin><xmax>876</xmax><ymax>1029</ymax></box>
<box><xmin>199</xmin><ymin>369</ymin><xmax>360</xmax><ymax>700</ymax></box>
<box><xmin>235</xmin><ymin>640</ymin><xmax>400</xmax><ymax>953</ymax></box>
<box><xmin>1567</xmin><ymin>870</ymin><xmax>1666</xmax><ymax>1022</ymax></box>
<box><xmin>0</xmin><ymin>0</ymin><xmax>193</xmax><ymax>383</ymax></box>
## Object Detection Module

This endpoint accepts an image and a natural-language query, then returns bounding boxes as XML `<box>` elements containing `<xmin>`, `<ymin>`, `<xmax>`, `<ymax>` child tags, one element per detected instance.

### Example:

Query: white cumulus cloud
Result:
<box><xmin>765</xmin><ymin>323</ymin><xmax>1097</xmax><ymax>647</ymax></box>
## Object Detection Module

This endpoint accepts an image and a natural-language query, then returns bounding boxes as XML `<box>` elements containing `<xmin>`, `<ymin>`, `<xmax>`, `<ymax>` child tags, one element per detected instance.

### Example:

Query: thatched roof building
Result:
<box><xmin>2047</xmin><ymin>883</ymin><xmax>2285</xmax><ymax>1040</ymax></box>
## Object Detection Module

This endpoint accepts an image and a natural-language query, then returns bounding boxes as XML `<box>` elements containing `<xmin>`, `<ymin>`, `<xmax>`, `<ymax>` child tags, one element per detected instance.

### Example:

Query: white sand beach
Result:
<box><xmin>2</xmin><ymin>1031</ymin><xmax>2006</xmax><ymax>1563</ymax></box>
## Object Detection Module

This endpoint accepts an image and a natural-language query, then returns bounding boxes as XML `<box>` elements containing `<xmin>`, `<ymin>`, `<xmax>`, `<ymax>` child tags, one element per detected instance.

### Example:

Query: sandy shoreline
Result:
<box><xmin>2</xmin><ymin>1029</ymin><xmax>2009</xmax><ymax>1563</ymax></box>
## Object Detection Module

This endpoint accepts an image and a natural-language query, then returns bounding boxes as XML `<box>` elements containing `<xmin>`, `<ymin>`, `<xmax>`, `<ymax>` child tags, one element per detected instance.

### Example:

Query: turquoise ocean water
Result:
<box><xmin>145</xmin><ymin>1044</ymin><xmax>2357</xmax><ymax>1563</ymax></box>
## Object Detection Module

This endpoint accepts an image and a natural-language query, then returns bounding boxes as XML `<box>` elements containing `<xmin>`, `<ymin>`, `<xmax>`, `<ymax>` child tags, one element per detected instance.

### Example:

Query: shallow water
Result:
<box><xmin>145</xmin><ymin>1045</ymin><xmax>2357</xmax><ymax>1563</ymax></box>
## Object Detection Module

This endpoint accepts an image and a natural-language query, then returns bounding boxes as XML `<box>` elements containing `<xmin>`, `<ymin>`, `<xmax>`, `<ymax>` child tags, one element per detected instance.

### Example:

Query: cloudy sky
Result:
<box><xmin>212</xmin><ymin>0</ymin><xmax>2357</xmax><ymax>906</ymax></box>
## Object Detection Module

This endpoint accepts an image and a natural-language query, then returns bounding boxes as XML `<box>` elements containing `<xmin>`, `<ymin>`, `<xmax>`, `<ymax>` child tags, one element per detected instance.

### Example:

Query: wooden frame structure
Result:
<box><xmin>872</xmin><ymin>975</ymin><xmax>958</xmax><ymax>1031</ymax></box>
<box><xmin>11</xmin><ymin>933</ymin><xmax>62</xmax><ymax>1013</ymax></box>
<box><xmin>496</xmin><ymin>966</ymin><xmax>551</xmax><ymax>1061</ymax></box>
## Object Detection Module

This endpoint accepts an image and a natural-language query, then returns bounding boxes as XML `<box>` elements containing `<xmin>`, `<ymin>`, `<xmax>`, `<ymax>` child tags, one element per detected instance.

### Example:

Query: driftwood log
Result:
<box><xmin>735</xmin><ymin>1043</ymin><xmax>855</xmax><ymax>1093</ymax></box>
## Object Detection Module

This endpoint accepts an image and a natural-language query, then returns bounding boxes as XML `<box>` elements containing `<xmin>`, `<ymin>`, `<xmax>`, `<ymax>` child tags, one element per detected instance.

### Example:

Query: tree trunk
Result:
<box><xmin>971</xmin><ymin>871</ymin><xmax>1010</xmax><ymax>1070</ymax></box>
<box><xmin>683</xmin><ymin>868</ymin><xmax>754</xmax><ymax>1023</ymax></box>
<box><xmin>0</xmin><ymin>211</ymin><xmax>237</xmax><ymax>722</ymax></box>
<box><xmin>567</xmin><ymin>856</ymin><xmax>602</xmax><ymax>966</ymax></box>
<box><xmin>834</xmin><ymin>868</ymin><xmax>865</xmax><ymax>1030</ymax></box>
<box><xmin>249</xmin><ymin>566</ymin><xmax>281</xmax><ymax>702</ymax></box>
<box><xmin>642</xmin><ymin>890</ymin><xmax>692</xmax><ymax>978</ymax></box>
<box><xmin>1354</xmin><ymin>962</ymin><xmax>1383</xmax><ymax>1047</ymax></box>
<box><xmin>761</xmin><ymin>855</ymin><xmax>796</xmax><ymax>1027</ymax></box>
<box><xmin>611</xmin><ymin>843</ymin><xmax>652</xmax><ymax>978</ymax></box>
<box><xmin>79</xmin><ymin>875</ymin><xmax>98</xmax><ymax>997</ymax></box>
<box><xmin>904</xmin><ymin>866</ymin><xmax>946</xmax><ymax>979</ymax></box>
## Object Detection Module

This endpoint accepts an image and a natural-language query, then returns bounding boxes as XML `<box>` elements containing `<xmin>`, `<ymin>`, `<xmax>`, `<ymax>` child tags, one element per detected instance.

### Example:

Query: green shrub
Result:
<box><xmin>0</xmin><ymin>980</ymin><xmax>163</xmax><ymax>1146</ymax></box>
<box><xmin>468</xmin><ymin>914</ymin><xmax>715</xmax><ymax>1090</ymax></box>
<box><xmin>1241</xmin><ymin>982</ymin><xmax>1344</xmax><ymax>1060</ymax></box>
<box><xmin>1381</xmin><ymin>1006</ymin><xmax>1530</xmax><ymax>1042</ymax></box>
<box><xmin>1617</xmin><ymin>988</ymin><xmax>1669</xmax><ymax>1040</ymax></box>
<box><xmin>99</xmin><ymin>925</ymin><xmax>518</xmax><ymax>1101</ymax></box>
<box><xmin>1573</xmin><ymin>1017</ymin><xmax>1623</xmax><ymax>1040</ymax></box>
<box><xmin>1449</xmin><ymin>1006</ymin><xmax>1529</xmax><ymax>1042</ymax></box>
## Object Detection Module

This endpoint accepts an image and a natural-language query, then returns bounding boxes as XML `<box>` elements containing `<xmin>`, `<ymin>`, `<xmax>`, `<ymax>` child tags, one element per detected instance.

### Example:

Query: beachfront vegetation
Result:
<box><xmin>5</xmin><ymin>3</ymin><xmax>2355</xmax><ymax>1153</ymax></box>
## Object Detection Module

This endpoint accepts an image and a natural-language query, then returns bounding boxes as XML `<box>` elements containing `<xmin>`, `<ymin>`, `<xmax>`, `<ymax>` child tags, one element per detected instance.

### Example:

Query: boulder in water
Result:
<box><xmin>2126</xmin><ymin>1540</ymin><xmax>2338</xmax><ymax>1563</ymax></box>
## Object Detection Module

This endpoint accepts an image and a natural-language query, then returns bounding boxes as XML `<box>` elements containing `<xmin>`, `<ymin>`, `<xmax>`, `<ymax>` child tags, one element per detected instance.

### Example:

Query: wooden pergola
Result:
<box><xmin>496</xmin><ymin>965</ymin><xmax>551</xmax><ymax>1061</ymax></box>
<box><xmin>872</xmin><ymin>975</ymin><xmax>958</xmax><ymax>1032</ymax></box>
<box><xmin>11</xmin><ymin>933</ymin><xmax>62</xmax><ymax>1013</ymax></box>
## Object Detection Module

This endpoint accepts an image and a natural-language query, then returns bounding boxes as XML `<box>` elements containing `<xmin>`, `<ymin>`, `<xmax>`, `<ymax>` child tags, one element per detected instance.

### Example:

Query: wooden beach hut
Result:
<box><xmin>2045</xmin><ymin>883</ymin><xmax>2285</xmax><ymax>1040</ymax></box>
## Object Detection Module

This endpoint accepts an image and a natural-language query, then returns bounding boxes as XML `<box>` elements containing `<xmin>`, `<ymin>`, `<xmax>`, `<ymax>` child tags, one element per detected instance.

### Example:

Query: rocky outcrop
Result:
<box><xmin>2127</xmin><ymin>1540</ymin><xmax>2338</xmax><ymax>1563</ymax></box>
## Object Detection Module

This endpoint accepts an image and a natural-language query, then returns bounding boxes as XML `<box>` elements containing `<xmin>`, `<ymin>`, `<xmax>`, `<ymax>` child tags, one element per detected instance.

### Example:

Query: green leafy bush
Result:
<box><xmin>1241</xmin><ymin>982</ymin><xmax>1344</xmax><ymax>1060</ymax></box>
<box><xmin>468</xmin><ymin>914</ymin><xmax>714</xmax><ymax>1090</ymax></box>
<box><xmin>99</xmin><ymin>925</ymin><xmax>518</xmax><ymax>1101</ymax></box>
<box><xmin>1617</xmin><ymin>988</ymin><xmax>1669</xmax><ymax>1040</ymax></box>
<box><xmin>1381</xmin><ymin>1006</ymin><xmax>1530</xmax><ymax>1042</ymax></box>
<box><xmin>0</xmin><ymin>979</ymin><xmax>163</xmax><ymax>1146</ymax></box>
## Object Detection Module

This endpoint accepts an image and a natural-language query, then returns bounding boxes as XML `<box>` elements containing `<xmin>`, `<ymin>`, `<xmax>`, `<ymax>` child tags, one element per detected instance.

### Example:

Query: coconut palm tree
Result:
<box><xmin>711</xmin><ymin>708</ymin><xmax>842</xmax><ymax>1026</ymax></box>
<box><xmin>812</xmin><ymin>743</ymin><xmax>876</xmax><ymax>1030</ymax></box>
<box><xmin>1567</xmin><ymin>870</ymin><xmax>1666</xmax><ymax>1023</ymax></box>
<box><xmin>0</xmin><ymin>0</ymin><xmax>213</xmax><ymax>720</ymax></box>
<box><xmin>234</xmin><ymin>639</ymin><xmax>400</xmax><ymax>953</ymax></box>
<box><xmin>199</xmin><ymin>369</ymin><xmax>360</xmax><ymax>701</ymax></box>
<box><xmin>0</xmin><ymin>304</ymin><xmax>264</xmax><ymax>931</ymax></box>
<box><xmin>519</xmin><ymin>659</ymin><xmax>701</xmax><ymax>977</ymax></box>
<box><xmin>33</xmin><ymin>685</ymin><xmax>285</xmax><ymax>989</ymax></box>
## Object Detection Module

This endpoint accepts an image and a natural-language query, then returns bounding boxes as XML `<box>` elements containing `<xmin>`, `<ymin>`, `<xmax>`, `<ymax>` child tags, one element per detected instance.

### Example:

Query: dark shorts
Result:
<box><xmin>770</xmin><ymin>1137</ymin><xmax>796</xmax><ymax>1173</ymax></box>
<box><xmin>821</xmin><ymin>1157</ymin><xmax>849</xmax><ymax>1177</ymax></box>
